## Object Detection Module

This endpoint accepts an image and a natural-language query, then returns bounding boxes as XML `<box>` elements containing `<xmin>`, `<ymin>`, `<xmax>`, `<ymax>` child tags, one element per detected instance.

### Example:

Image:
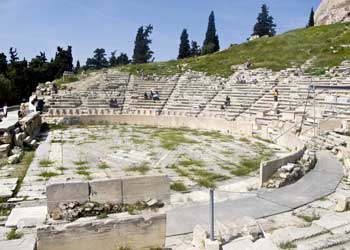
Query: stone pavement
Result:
<box><xmin>0</xmin><ymin>111</ymin><xmax>18</xmax><ymax>132</ymax></box>
<box><xmin>166</xmin><ymin>151</ymin><xmax>343</xmax><ymax>236</ymax></box>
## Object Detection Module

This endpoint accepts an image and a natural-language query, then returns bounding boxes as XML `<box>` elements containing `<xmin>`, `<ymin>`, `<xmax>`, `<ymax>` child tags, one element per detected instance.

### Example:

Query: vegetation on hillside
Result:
<box><xmin>120</xmin><ymin>22</ymin><xmax>350</xmax><ymax>77</ymax></box>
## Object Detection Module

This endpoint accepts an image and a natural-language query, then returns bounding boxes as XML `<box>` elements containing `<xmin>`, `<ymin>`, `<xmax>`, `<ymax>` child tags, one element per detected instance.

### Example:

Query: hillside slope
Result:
<box><xmin>120</xmin><ymin>22</ymin><xmax>350</xmax><ymax>77</ymax></box>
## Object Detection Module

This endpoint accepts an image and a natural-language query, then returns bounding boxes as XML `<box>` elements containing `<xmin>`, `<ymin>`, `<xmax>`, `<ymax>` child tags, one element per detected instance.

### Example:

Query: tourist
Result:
<box><xmin>220</xmin><ymin>104</ymin><xmax>225</xmax><ymax>110</ymax></box>
<box><xmin>144</xmin><ymin>92</ymin><xmax>148</xmax><ymax>100</ymax></box>
<box><xmin>272</xmin><ymin>88</ymin><xmax>279</xmax><ymax>102</ymax></box>
<box><xmin>2</xmin><ymin>102</ymin><xmax>8</xmax><ymax>118</ymax></box>
<box><xmin>29</xmin><ymin>95</ymin><xmax>38</xmax><ymax>113</ymax></box>
<box><xmin>225</xmin><ymin>96</ymin><xmax>231</xmax><ymax>106</ymax></box>
<box><xmin>153</xmin><ymin>91</ymin><xmax>160</xmax><ymax>101</ymax></box>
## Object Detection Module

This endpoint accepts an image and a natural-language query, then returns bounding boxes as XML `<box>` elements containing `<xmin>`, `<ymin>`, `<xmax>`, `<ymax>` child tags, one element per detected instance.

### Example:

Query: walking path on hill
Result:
<box><xmin>166</xmin><ymin>151</ymin><xmax>344</xmax><ymax>236</ymax></box>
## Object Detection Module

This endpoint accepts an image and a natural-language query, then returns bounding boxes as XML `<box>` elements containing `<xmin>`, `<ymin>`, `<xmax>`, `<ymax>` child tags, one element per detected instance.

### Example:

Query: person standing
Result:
<box><xmin>272</xmin><ymin>88</ymin><xmax>279</xmax><ymax>102</ymax></box>
<box><xmin>3</xmin><ymin>103</ymin><xmax>7</xmax><ymax>117</ymax></box>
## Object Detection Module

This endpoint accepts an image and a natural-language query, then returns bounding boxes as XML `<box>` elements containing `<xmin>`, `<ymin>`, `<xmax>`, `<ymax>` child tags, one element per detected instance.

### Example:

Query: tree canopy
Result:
<box><xmin>132</xmin><ymin>25</ymin><xmax>154</xmax><ymax>64</ymax></box>
<box><xmin>252</xmin><ymin>4</ymin><xmax>276</xmax><ymax>37</ymax></box>
<box><xmin>202</xmin><ymin>11</ymin><xmax>220</xmax><ymax>55</ymax></box>
<box><xmin>178</xmin><ymin>29</ymin><xmax>191</xmax><ymax>59</ymax></box>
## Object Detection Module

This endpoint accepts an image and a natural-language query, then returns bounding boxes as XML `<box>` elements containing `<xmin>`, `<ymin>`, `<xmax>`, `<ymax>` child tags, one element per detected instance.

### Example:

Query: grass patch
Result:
<box><xmin>151</xmin><ymin>129</ymin><xmax>198</xmax><ymax>150</ymax></box>
<box><xmin>126</xmin><ymin>162</ymin><xmax>150</xmax><ymax>175</ymax></box>
<box><xmin>39</xmin><ymin>159</ymin><xmax>55</xmax><ymax>168</ymax></box>
<box><xmin>298</xmin><ymin>212</ymin><xmax>320</xmax><ymax>223</ymax></box>
<box><xmin>189</xmin><ymin>168</ymin><xmax>230</xmax><ymax>188</ymax></box>
<box><xmin>170</xmin><ymin>181</ymin><xmax>188</xmax><ymax>192</ymax></box>
<box><xmin>51</xmin><ymin>139</ymin><xmax>66</xmax><ymax>144</ymax></box>
<box><xmin>57</xmin><ymin>166</ymin><xmax>67</xmax><ymax>174</ymax></box>
<box><xmin>230</xmin><ymin>157</ymin><xmax>262</xmax><ymax>176</ymax></box>
<box><xmin>98</xmin><ymin>162</ymin><xmax>111</xmax><ymax>169</ymax></box>
<box><xmin>6</xmin><ymin>228</ymin><xmax>23</xmax><ymax>240</ymax></box>
<box><xmin>39</xmin><ymin>171</ymin><xmax>59</xmax><ymax>180</ymax></box>
<box><xmin>192</xmin><ymin>130</ymin><xmax>234</xmax><ymax>142</ymax></box>
<box><xmin>279</xmin><ymin>242</ymin><xmax>297</xmax><ymax>249</ymax></box>
<box><xmin>74</xmin><ymin>160</ymin><xmax>88</xmax><ymax>166</ymax></box>
<box><xmin>132</xmin><ymin>138</ymin><xmax>147</xmax><ymax>144</ymax></box>
<box><xmin>178</xmin><ymin>159</ymin><xmax>205</xmax><ymax>168</ymax></box>
<box><xmin>239</xmin><ymin>137</ymin><xmax>250</xmax><ymax>143</ymax></box>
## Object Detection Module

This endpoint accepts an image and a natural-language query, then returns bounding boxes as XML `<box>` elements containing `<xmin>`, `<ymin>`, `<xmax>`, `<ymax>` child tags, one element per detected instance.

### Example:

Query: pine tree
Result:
<box><xmin>190</xmin><ymin>41</ymin><xmax>201</xmax><ymax>57</ymax></box>
<box><xmin>307</xmin><ymin>8</ymin><xmax>315</xmax><ymax>28</ymax></box>
<box><xmin>252</xmin><ymin>4</ymin><xmax>276</xmax><ymax>37</ymax></box>
<box><xmin>132</xmin><ymin>25</ymin><xmax>154</xmax><ymax>64</ymax></box>
<box><xmin>109</xmin><ymin>51</ymin><xmax>118</xmax><ymax>67</ymax></box>
<box><xmin>85</xmin><ymin>48</ymin><xmax>109</xmax><ymax>69</ymax></box>
<box><xmin>0</xmin><ymin>53</ymin><xmax>7</xmax><ymax>75</ymax></box>
<box><xmin>9</xmin><ymin>47</ymin><xmax>19</xmax><ymax>64</ymax></box>
<box><xmin>202</xmin><ymin>11</ymin><xmax>220</xmax><ymax>55</ymax></box>
<box><xmin>178</xmin><ymin>29</ymin><xmax>191</xmax><ymax>59</ymax></box>
<box><xmin>116</xmin><ymin>53</ymin><xmax>130</xmax><ymax>65</ymax></box>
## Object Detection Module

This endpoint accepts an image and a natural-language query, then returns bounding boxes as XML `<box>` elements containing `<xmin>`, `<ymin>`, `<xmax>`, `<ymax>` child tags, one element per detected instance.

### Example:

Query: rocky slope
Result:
<box><xmin>315</xmin><ymin>0</ymin><xmax>350</xmax><ymax>25</ymax></box>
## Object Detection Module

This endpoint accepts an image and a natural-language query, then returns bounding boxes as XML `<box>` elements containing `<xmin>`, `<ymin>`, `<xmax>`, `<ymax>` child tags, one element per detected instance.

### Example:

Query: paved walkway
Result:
<box><xmin>0</xmin><ymin>111</ymin><xmax>18</xmax><ymax>132</ymax></box>
<box><xmin>166</xmin><ymin>151</ymin><xmax>343</xmax><ymax>236</ymax></box>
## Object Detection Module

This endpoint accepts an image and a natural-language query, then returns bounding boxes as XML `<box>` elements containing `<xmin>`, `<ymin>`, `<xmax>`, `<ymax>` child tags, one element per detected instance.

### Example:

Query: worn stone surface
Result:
<box><xmin>0</xmin><ymin>235</ymin><xmax>36</xmax><ymax>250</ymax></box>
<box><xmin>5</xmin><ymin>206</ymin><xmax>47</xmax><ymax>228</ymax></box>
<box><xmin>89</xmin><ymin>179</ymin><xmax>122</xmax><ymax>204</ymax></box>
<box><xmin>192</xmin><ymin>225</ymin><xmax>208</xmax><ymax>248</ymax></box>
<box><xmin>315</xmin><ymin>0</ymin><xmax>350</xmax><ymax>26</ymax></box>
<box><xmin>122</xmin><ymin>175</ymin><xmax>170</xmax><ymax>204</ymax></box>
<box><xmin>270</xmin><ymin>225</ymin><xmax>326</xmax><ymax>245</ymax></box>
<box><xmin>0</xmin><ymin>144</ymin><xmax>10</xmax><ymax>158</ymax></box>
<box><xmin>37</xmin><ymin>213</ymin><xmax>166</xmax><ymax>250</ymax></box>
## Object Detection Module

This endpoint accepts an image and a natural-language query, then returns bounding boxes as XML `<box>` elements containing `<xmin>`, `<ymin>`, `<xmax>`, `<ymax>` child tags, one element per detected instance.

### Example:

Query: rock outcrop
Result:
<box><xmin>315</xmin><ymin>0</ymin><xmax>350</xmax><ymax>26</ymax></box>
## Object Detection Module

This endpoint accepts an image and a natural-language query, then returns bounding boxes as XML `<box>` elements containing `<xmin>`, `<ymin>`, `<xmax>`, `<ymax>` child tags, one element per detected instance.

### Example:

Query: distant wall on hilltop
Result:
<box><xmin>315</xmin><ymin>0</ymin><xmax>350</xmax><ymax>25</ymax></box>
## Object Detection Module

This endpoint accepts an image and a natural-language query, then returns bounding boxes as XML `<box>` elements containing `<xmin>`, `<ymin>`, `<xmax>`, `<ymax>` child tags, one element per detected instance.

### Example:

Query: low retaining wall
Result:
<box><xmin>50</xmin><ymin>114</ymin><xmax>254</xmax><ymax>137</ymax></box>
<box><xmin>46</xmin><ymin>175</ymin><xmax>170</xmax><ymax>215</ymax></box>
<box><xmin>37</xmin><ymin>212</ymin><xmax>166</xmax><ymax>250</ymax></box>
<box><xmin>259</xmin><ymin>147</ymin><xmax>306</xmax><ymax>187</ymax></box>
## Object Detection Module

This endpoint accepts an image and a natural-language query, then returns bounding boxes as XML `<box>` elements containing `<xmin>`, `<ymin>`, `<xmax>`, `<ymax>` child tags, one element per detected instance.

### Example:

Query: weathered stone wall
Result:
<box><xmin>259</xmin><ymin>147</ymin><xmax>306</xmax><ymax>186</ymax></box>
<box><xmin>46</xmin><ymin>175</ymin><xmax>170</xmax><ymax>215</ymax></box>
<box><xmin>37</xmin><ymin>213</ymin><xmax>166</xmax><ymax>250</ymax></box>
<box><xmin>315</xmin><ymin>0</ymin><xmax>350</xmax><ymax>25</ymax></box>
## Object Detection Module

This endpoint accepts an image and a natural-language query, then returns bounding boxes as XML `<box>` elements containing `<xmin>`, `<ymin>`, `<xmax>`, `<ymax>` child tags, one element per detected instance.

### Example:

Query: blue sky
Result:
<box><xmin>0</xmin><ymin>0</ymin><xmax>320</xmax><ymax>64</ymax></box>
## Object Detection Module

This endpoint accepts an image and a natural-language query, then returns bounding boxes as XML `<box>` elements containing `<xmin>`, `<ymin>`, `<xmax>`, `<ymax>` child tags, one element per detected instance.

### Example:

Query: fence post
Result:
<box><xmin>209</xmin><ymin>188</ymin><xmax>215</xmax><ymax>241</ymax></box>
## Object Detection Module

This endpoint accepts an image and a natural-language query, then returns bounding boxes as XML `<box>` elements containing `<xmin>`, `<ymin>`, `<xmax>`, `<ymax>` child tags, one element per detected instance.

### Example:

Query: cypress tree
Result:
<box><xmin>132</xmin><ymin>25</ymin><xmax>154</xmax><ymax>64</ymax></box>
<box><xmin>178</xmin><ymin>29</ymin><xmax>191</xmax><ymax>59</ymax></box>
<box><xmin>252</xmin><ymin>4</ymin><xmax>276</xmax><ymax>37</ymax></box>
<box><xmin>75</xmin><ymin>60</ymin><xmax>80</xmax><ymax>73</ymax></box>
<box><xmin>9</xmin><ymin>47</ymin><xmax>19</xmax><ymax>64</ymax></box>
<box><xmin>202</xmin><ymin>11</ymin><xmax>220</xmax><ymax>55</ymax></box>
<box><xmin>307</xmin><ymin>8</ymin><xmax>315</xmax><ymax>27</ymax></box>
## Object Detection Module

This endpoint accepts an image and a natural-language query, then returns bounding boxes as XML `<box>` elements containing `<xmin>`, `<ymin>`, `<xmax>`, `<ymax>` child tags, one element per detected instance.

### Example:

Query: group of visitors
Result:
<box><xmin>144</xmin><ymin>90</ymin><xmax>160</xmax><ymax>101</ymax></box>
<box><xmin>221</xmin><ymin>96</ymin><xmax>231</xmax><ymax>110</ymax></box>
<box><xmin>29</xmin><ymin>94</ymin><xmax>44</xmax><ymax>113</ymax></box>
<box><xmin>109</xmin><ymin>98</ymin><xmax>119</xmax><ymax>108</ymax></box>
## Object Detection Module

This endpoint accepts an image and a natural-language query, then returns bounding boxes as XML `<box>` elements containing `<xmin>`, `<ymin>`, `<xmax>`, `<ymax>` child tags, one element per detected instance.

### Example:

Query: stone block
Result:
<box><xmin>46</xmin><ymin>181</ymin><xmax>89</xmax><ymax>214</ymax></box>
<box><xmin>89</xmin><ymin>179</ymin><xmax>122</xmax><ymax>204</ymax></box>
<box><xmin>14</xmin><ymin>132</ymin><xmax>26</xmax><ymax>147</ymax></box>
<box><xmin>205</xmin><ymin>239</ymin><xmax>220</xmax><ymax>250</ymax></box>
<box><xmin>122</xmin><ymin>175</ymin><xmax>170</xmax><ymax>204</ymax></box>
<box><xmin>0</xmin><ymin>144</ymin><xmax>11</xmax><ymax>158</ymax></box>
<box><xmin>334</xmin><ymin>193</ymin><xmax>350</xmax><ymax>212</ymax></box>
<box><xmin>192</xmin><ymin>224</ymin><xmax>208</xmax><ymax>248</ymax></box>
<box><xmin>37</xmin><ymin>213</ymin><xmax>166</xmax><ymax>250</ymax></box>
<box><xmin>5</xmin><ymin>206</ymin><xmax>47</xmax><ymax>228</ymax></box>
